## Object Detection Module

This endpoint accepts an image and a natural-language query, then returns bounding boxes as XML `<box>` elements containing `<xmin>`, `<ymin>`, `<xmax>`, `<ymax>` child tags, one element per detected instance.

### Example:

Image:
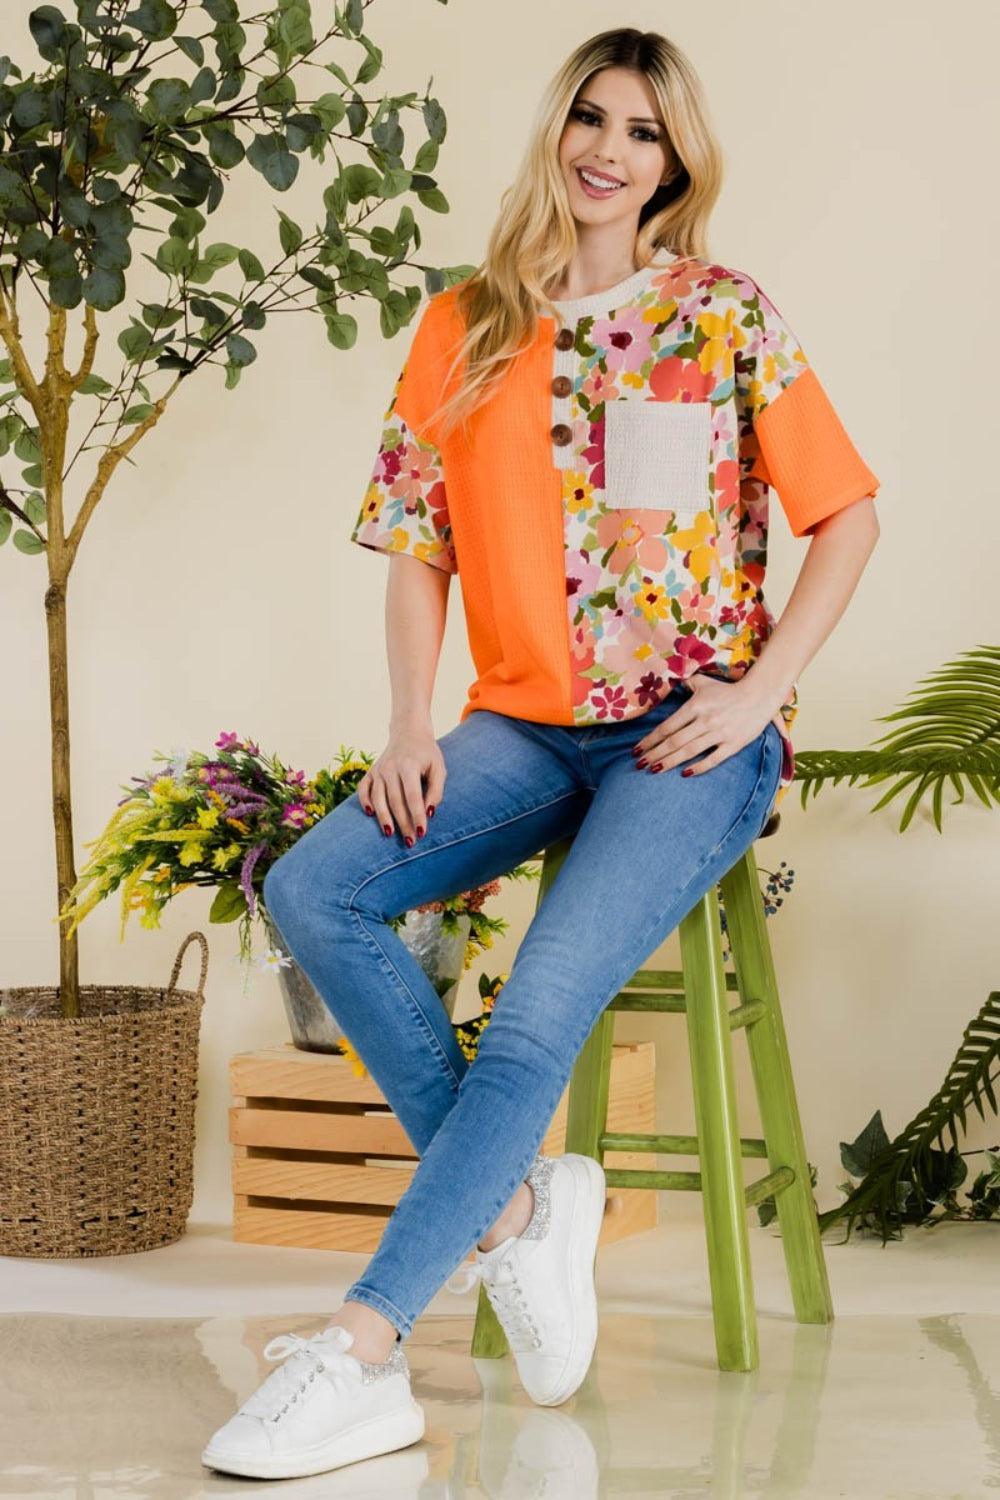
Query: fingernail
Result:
<box><xmin>383</xmin><ymin>823</ymin><xmax>392</xmax><ymax>835</ymax></box>
<box><xmin>427</xmin><ymin>805</ymin><xmax>435</xmax><ymax>817</ymax></box>
<box><xmin>416</xmin><ymin>826</ymin><xmax>425</xmax><ymax>838</ymax></box>
<box><xmin>363</xmin><ymin>804</ymin><xmax>373</xmax><ymax>816</ymax></box>
<box><xmin>405</xmin><ymin>835</ymin><xmax>413</xmax><ymax>847</ymax></box>
<box><xmin>682</xmin><ymin>768</ymin><xmax>692</xmax><ymax>777</ymax></box>
<box><xmin>635</xmin><ymin>758</ymin><xmax>648</xmax><ymax>769</ymax></box>
<box><xmin>651</xmin><ymin>763</ymin><xmax>663</xmax><ymax>773</ymax></box>
<box><xmin>631</xmin><ymin>747</ymin><xmax>641</xmax><ymax>757</ymax></box>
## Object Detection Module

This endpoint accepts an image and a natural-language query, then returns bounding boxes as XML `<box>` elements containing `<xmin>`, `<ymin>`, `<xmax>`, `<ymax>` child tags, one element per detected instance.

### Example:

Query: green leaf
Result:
<box><xmin>190</xmin><ymin>241</ymin><xmax>240</xmax><ymax>283</ymax></box>
<box><xmin>81</xmin><ymin>267</ymin><xmax>125</xmax><ymax>310</ymax></box>
<box><xmin>13</xmin><ymin>528</ymin><xmax>45</xmax><ymax>554</ymax></box>
<box><xmin>121</xmin><ymin>403</ymin><xmax>156</xmax><ymax>424</ymax></box>
<box><xmin>209</xmin><ymin>881</ymin><xmax>246</xmax><ymax>922</ymax></box>
<box><xmin>204</xmin><ymin>122</ymin><xmax>244</xmax><ymax>168</ymax></box>
<box><xmin>423</xmin><ymin>97</ymin><xmax>446</xmax><ymax>143</ymax></box>
<box><xmin>246</xmin><ymin>132</ymin><xmax>298</xmax><ymax>191</ymax></box>
<box><xmin>341</xmin><ymin>162</ymin><xmax>381</xmax><ymax>203</ymax></box>
<box><xmin>226</xmin><ymin>333</ymin><xmax>256</xmax><ymax>367</ymax></box>
<box><xmin>155</xmin><ymin>237</ymin><xmax>196</xmax><ymax>276</ymax></box>
<box><xmin>145</xmin><ymin>78</ymin><xmax>192</xmax><ymax>125</ymax></box>
<box><xmin>313</xmin><ymin>92</ymin><xmax>347</xmax><ymax>132</ymax></box>
<box><xmin>0</xmin><ymin>509</ymin><xmax>11</xmax><ymax>544</ymax></box>
<box><xmin>129</xmin><ymin>0</ymin><xmax>178</xmax><ymax>41</ymax></box>
<box><xmin>416</xmin><ymin>186</ymin><xmax>449</xmax><ymax>213</ymax></box>
<box><xmin>380</xmin><ymin>167</ymin><xmax>410</xmax><ymax>198</ymax></box>
<box><xmin>118</xmin><ymin>323</ymin><xmax>153</xmax><ymax>362</ymax></box>
<box><xmin>23</xmin><ymin>491</ymin><xmax>47</xmax><ymax>525</ymax></box>
<box><xmin>29</xmin><ymin>6</ymin><xmax>67</xmax><ymax>54</ymax></box>
<box><xmin>78</xmin><ymin>373</ymin><xmax>114</xmax><ymax>395</ymax></box>
<box><xmin>238</xmin><ymin>248</ymin><xmax>265</xmax><ymax>282</ymax></box>
<box><xmin>277</xmin><ymin>210</ymin><xmax>303</xmax><ymax>255</ymax></box>
<box><xmin>325</xmin><ymin>312</ymin><xmax>357</xmax><ymax>350</ymax></box>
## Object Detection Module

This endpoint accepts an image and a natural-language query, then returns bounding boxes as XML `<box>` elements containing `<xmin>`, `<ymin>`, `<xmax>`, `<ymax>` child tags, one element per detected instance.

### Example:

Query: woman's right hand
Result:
<box><xmin>357</xmin><ymin>724</ymin><xmax>447</xmax><ymax>845</ymax></box>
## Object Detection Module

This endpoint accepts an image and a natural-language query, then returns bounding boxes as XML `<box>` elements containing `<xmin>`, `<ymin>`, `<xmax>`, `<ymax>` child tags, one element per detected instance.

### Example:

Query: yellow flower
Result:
<box><xmin>179</xmin><ymin>842</ymin><xmax>205</xmax><ymax>867</ymax></box>
<box><xmin>196</xmin><ymin>806</ymin><xmax>220</xmax><ymax>829</ymax></box>
<box><xmin>696</xmin><ymin>306</ymin><xmax>738</xmax><ymax>380</ymax></box>
<box><xmin>336</xmin><ymin>1035</ymin><xmax>368</xmax><ymax>1079</ymax></box>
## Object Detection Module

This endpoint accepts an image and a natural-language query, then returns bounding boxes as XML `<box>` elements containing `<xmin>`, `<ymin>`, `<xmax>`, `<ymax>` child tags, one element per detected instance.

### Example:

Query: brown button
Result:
<box><xmin>551</xmin><ymin>374</ymin><xmax>572</xmax><ymax>398</ymax></box>
<box><xmin>554</xmin><ymin>327</ymin><xmax>575</xmax><ymax>350</ymax></box>
<box><xmin>550</xmin><ymin>422</ymin><xmax>572</xmax><ymax>445</ymax></box>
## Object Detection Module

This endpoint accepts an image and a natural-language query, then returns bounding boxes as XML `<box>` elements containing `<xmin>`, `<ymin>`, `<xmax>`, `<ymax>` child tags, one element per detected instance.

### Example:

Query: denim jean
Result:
<box><xmin>261</xmin><ymin>680</ymin><xmax>783</xmax><ymax>1342</ymax></box>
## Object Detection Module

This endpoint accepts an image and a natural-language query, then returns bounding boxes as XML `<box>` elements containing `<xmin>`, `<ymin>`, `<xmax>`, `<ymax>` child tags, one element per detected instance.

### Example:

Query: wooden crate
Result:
<box><xmin>230</xmin><ymin>1039</ymin><xmax>658</xmax><ymax>1254</ymax></box>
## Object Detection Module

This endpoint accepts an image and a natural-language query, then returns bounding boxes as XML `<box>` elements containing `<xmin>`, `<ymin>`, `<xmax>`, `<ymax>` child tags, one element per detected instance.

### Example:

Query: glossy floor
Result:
<box><xmin>3</xmin><ymin>1215</ymin><xmax>998</xmax><ymax>1498</ymax></box>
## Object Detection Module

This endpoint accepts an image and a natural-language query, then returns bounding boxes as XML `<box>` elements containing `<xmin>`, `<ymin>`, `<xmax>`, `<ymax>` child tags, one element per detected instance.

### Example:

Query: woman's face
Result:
<box><xmin>558</xmin><ymin>66</ymin><xmax>675</xmax><ymax>229</ymax></box>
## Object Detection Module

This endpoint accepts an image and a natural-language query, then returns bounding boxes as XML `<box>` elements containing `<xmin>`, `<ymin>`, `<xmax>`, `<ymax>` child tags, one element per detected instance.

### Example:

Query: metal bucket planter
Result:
<box><xmin>0</xmin><ymin>933</ymin><xmax>208</xmax><ymax>1259</ymax></box>
<box><xmin>261</xmin><ymin>905</ymin><xmax>471</xmax><ymax>1054</ymax></box>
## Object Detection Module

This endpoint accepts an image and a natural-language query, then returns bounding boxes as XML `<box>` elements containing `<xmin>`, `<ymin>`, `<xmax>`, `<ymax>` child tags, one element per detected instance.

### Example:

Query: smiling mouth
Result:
<box><xmin>576</xmin><ymin>166</ymin><xmax>626</xmax><ymax>192</ymax></box>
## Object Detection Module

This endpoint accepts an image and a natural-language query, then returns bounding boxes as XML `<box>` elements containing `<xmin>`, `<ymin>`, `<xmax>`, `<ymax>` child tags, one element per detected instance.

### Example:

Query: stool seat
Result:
<box><xmin>468</xmin><ymin>828</ymin><xmax>832</xmax><ymax>1374</ymax></box>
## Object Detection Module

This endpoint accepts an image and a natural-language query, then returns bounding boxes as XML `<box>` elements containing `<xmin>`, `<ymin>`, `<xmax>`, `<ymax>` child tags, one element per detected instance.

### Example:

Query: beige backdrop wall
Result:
<box><xmin>3</xmin><ymin>1</ymin><xmax>997</xmax><ymax>1231</ymax></box>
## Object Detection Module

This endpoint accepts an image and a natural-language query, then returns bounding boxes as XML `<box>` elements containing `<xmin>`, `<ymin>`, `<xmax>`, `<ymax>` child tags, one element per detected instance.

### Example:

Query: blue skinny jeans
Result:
<box><xmin>261</xmin><ymin>681</ymin><xmax>783</xmax><ymax>1342</ymax></box>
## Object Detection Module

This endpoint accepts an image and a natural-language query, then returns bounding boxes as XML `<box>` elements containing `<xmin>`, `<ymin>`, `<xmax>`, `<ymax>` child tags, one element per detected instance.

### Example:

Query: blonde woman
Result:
<box><xmin>203</xmin><ymin>25</ymin><xmax>879</xmax><ymax>1481</ymax></box>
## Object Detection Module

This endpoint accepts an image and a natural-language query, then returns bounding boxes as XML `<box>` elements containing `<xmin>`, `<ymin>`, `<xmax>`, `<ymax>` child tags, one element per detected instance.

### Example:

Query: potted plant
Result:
<box><xmin>0</xmin><ymin>0</ymin><xmax>469</xmax><ymax>1258</ymax></box>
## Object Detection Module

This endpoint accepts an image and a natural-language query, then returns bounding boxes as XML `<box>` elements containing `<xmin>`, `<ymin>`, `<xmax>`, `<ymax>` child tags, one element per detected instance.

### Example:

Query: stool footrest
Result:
<box><xmin>744</xmin><ymin>1166</ymin><xmax>796</xmax><ymax>1207</ymax></box>
<box><xmin>601</xmin><ymin>1130</ymin><xmax>768</xmax><ymax>1158</ymax></box>
<box><xmin>608</xmin><ymin>994</ymin><xmax>766</xmax><ymax>1030</ymax></box>
<box><xmin>604</xmin><ymin>1162</ymin><xmax>797</xmax><ymax>1205</ymax></box>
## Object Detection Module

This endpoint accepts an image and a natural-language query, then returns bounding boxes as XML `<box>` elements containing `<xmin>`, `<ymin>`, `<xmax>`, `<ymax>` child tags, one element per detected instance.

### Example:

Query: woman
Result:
<box><xmin>202</xmin><ymin>25</ymin><xmax>879</xmax><ymax>1481</ymax></box>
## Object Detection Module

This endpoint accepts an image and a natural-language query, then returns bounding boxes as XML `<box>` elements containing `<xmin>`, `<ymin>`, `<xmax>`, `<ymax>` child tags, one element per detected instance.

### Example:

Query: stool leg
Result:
<box><xmin>680</xmin><ymin>887</ymin><xmax>759</xmax><ymax>1373</ymax></box>
<box><xmin>719</xmin><ymin>846</ymin><xmax>834</xmax><ymax>1326</ymax></box>
<box><xmin>470</xmin><ymin>837</ymin><xmax>576</xmax><ymax>1359</ymax></box>
<box><xmin>565</xmin><ymin>1008</ymin><xmax>614</xmax><ymax>1159</ymax></box>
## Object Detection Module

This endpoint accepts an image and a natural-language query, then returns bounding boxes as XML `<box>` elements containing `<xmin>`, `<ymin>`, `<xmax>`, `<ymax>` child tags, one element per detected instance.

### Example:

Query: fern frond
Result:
<box><xmin>794</xmin><ymin>644</ymin><xmax>1000</xmax><ymax>830</ymax></box>
<box><xmin>817</xmin><ymin>989</ymin><xmax>1000</xmax><ymax>1244</ymax></box>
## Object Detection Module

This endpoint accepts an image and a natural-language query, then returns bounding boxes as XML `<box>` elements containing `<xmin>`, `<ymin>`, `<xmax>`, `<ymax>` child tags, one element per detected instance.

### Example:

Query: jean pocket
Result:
<box><xmin>602</xmin><ymin>397</ymin><xmax>713</xmax><ymax>517</ymax></box>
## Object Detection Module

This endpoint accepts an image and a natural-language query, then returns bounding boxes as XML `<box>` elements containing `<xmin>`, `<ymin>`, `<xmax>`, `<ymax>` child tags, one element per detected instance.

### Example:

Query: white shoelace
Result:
<box><xmin>242</xmin><ymin>1324</ymin><xmax>364</xmax><ymax>1424</ymax></box>
<box><xmin>446</xmin><ymin>1254</ymin><xmax>543</xmax><ymax>1351</ymax></box>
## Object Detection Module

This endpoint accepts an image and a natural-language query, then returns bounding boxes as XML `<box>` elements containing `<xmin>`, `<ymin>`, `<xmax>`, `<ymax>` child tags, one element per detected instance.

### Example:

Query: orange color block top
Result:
<box><xmin>349</xmin><ymin>248</ymin><xmax>880</xmax><ymax>815</ymax></box>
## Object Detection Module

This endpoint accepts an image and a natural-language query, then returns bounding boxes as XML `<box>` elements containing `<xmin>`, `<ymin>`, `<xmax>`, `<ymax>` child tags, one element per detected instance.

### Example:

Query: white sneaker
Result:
<box><xmin>446</xmin><ymin>1152</ymin><xmax>607</xmax><ymax>1406</ymax></box>
<box><xmin>200</xmin><ymin>1321</ymin><xmax>425</xmax><ymax>1480</ymax></box>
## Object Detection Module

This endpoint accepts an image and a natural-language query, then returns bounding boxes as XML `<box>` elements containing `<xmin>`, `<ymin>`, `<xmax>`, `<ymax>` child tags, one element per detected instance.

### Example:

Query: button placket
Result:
<box><xmin>550</xmin><ymin>324</ymin><xmax>578</xmax><ymax>469</ymax></box>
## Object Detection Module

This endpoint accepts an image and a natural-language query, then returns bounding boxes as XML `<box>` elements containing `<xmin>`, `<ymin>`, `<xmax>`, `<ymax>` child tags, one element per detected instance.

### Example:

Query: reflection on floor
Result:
<box><xmin>3</xmin><ymin>1216</ymin><xmax>999</xmax><ymax>1498</ymax></box>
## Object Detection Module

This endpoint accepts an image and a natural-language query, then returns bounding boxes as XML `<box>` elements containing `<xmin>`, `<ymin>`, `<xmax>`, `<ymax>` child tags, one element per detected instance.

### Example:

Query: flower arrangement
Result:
<box><xmin>57</xmin><ymin>731</ymin><xmax>539</xmax><ymax>975</ymax></box>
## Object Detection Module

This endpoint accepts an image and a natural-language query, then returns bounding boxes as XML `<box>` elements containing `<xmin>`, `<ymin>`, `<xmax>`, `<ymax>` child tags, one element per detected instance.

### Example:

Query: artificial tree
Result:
<box><xmin>0</xmin><ymin>0</ymin><xmax>471</xmax><ymax>1014</ymax></box>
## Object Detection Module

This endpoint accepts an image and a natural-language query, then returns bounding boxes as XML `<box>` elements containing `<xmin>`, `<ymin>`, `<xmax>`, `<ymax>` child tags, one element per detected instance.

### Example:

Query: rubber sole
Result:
<box><xmin>200</xmin><ymin>1396</ymin><xmax>425</xmax><ymax>1479</ymax></box>
<box><xmin>525</xmin><ymin>1152</ymin><xmax>606</xmax><ymax>1406</ymax></box>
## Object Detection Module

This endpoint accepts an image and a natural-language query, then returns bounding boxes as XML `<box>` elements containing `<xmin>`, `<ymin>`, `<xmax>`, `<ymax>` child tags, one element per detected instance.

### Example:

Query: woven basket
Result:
<box><xmin>0</xmin><ymin>931</ymin><xmax>208</xmax><ymax>1259</ymax></box>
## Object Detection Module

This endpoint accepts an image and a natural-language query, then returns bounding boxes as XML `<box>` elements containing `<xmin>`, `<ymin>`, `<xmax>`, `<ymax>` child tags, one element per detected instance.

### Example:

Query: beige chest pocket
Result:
<box><xmin>603</xmin><ymin>398</ymin><xmax>713</xmax><ymax>518</ymax></box>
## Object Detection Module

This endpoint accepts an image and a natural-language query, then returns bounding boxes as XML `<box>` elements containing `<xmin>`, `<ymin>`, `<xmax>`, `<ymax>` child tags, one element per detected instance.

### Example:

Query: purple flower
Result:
<box><xmin>240</xmin><ymin>842</ymin><xmax>268</xmax><ymax>918</ymax></box>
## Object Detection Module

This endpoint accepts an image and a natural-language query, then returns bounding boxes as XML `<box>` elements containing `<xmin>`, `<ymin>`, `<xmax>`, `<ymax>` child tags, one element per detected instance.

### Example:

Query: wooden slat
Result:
<box><xmin>229</xmin><ymin>1106</ymin><xmax>414</xmax><ymax>1156</ymax></box>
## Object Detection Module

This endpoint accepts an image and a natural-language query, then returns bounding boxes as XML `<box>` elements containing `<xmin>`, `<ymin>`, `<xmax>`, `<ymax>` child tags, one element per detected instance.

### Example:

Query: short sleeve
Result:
<box><xmin>734</xmin><ymin>273</ymin><xmax>880</xmax><ymax>538</ymax></box>
<box><xmin>348</xmin><ymin>296</ymin><xmax>458</xmax><ymax>574</ymax></box>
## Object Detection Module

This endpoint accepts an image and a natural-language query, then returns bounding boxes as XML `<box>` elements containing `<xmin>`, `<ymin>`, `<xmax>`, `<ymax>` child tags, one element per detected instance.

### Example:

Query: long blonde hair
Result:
<box><xmin>431</xmin><ymin>26</ymin><xmax>724</xmax><ymax>441</ymax></box>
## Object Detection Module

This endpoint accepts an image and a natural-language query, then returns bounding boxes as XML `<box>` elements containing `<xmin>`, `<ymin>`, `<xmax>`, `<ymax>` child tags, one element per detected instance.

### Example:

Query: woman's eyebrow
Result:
<box><xmin>574</xmin><ymin>96</ymin><xmax>661</xmax><ymax>126</ymax></box>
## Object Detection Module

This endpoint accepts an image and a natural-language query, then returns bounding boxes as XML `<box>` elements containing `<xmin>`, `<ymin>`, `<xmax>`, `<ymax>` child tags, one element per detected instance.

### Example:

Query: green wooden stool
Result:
<box><xmin>469</xmin><ymin>821</ymin><xmax>834</xmax><ymax>1373</ymax></box>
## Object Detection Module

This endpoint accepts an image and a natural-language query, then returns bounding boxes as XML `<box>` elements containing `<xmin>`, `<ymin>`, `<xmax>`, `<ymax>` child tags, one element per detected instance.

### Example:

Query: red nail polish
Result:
<box><xmin>416</xmin><ymin>826</ymin><xmax>425</xmax><ymax>838</ymax></box>
<box><xmin>427</xmin><ymin>805</ymin><xmax>435</xmax><ymax>817</ymax></box>
<box><xmin>682</xmin><ymin>768</ymin><xmax>693</xmax><ymax>777</ymax></box>
<box><xmin>383</xmin><ymin>823</ymin><xmax>392</xmax><ymax>835</ymax></box>
<box><xmin>405</xmin><ymin>835</ymin><xmax>413</xmax><ymax>847</ymax></box>
<box><xmin>635</xmin><ymin>758</ymin><xmax>648</xmax><ymax>769</ymax></box>
<box><xmin>363</xmin><ymin>804</ymin><xmax>373</xmax><ymax>816</ymax></box>
<box><xmin>651</xmin><ymin>763</ymin><xmax>663</xmax><ymax>772</ymax></box>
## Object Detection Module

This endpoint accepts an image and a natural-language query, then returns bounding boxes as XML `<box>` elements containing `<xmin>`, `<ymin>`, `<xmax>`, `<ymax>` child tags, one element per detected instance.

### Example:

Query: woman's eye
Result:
<box><xmin>571</xmin><ymin>108</ymin><xmax>659</xmax><ymax>143</ymax></box>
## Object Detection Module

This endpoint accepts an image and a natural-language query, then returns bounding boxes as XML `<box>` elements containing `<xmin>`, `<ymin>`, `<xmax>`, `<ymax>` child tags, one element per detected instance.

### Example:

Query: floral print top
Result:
<box><xmin>350</xmin><ymin>248</ymin><xmax>880</xmax><ymax>821</ymax></box>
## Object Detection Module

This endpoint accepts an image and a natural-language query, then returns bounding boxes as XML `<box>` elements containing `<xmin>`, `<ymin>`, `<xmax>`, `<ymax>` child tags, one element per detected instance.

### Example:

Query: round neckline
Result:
<box><xmin>544</xmin><ymin>247</ymin><xmax>684</xmax><ymax>320</ymax></box>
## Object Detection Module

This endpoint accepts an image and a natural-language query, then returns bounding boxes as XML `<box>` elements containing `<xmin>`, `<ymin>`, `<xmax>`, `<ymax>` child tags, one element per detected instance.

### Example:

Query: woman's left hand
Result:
<box><xmin>633</xmin><ymin>673</ymin><xmax>782</xmax><ymax>777</ymax></box>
